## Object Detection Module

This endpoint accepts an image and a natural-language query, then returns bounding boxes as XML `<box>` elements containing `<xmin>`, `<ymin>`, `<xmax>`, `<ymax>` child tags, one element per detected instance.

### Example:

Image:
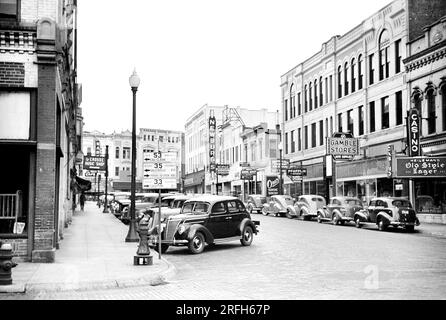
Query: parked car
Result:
<box><xmin>317</xmin><ymin>196</ymin><xmax>364</xmax><ymax>225</ymax></box>
<box><xmin>110</xmin><ymin>192</ymin><xmax>131</xmax><ymax>217</ymax></box>
<box><xmin>148</xmin><ymin>195</ymin><xmax>260</xmax><ymax>254</ymax></box>
<box><xmin>293</xmin><ymin>195</ymin><xmax>326</xmax><ymax>221</ymax></box>
<box><xmin>121</xmin><ymin>193</ymin><xmax>173</xmax><ymax>224</ymax></box>
<box><xmin>354</xmin><ymin>197</ymin><xmax>420</xmax><ymax>232</ymax></box>
<box><xmin>246</xmin><ymin>195</ymin><xmax>267</xmax><ymax>214</ymax></box>
<box><xmin>154</xmin><ymin>194</ymin><xmax>195</xmax><ymax>220</ymax></box>
<box><xmin>261</xmin><ymin>195</ymin><xmax>296</xmax><ymax>218</ymax></box>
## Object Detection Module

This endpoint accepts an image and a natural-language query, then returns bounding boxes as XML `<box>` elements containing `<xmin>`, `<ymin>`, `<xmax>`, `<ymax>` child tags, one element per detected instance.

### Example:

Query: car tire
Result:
<box><xmin>378</xmin><ymin>219</ymin><xmax>387</xmax><ymax>232</ymax></box>
<box><xmin>286</xmin><ymin>209</ymin><xmax>293</xmax><ymax>219</ymax></box>
<box><xmin>355</xmin><ymin>217</ymin><xmax>362</xmax><ymax>228</ymax></box>
<box><xmin>332</xmin><ymin>214</ymin><xmax>339</xmax><ymax>226</ymax></box>
<box><xmin>188</xmin><ymin>232</ymin><xmax>205</xmax><ymax>254</ymax></box>
<box><xmin>153</xmin><ymin>244</ymin><xmax>169</xmax><ymax>254</ymax></box>
<box><xmin>262</xmin><ymin>208</ymin><xmax>269</xmax><ymax>216</ymax></box>
<box><xmin>405</xmin><ymin>225</ymin><xmax>415</xmax><ymax>233</ymax></box>
<box><xmin>240</xmin><ymin>226</ymin><xmax>254</xmax><ymax>246</ymax></box>
<box><xmin>317</xmin><ymin>214</ymin><xmax>322</xmax><ymax>223</ymax></box>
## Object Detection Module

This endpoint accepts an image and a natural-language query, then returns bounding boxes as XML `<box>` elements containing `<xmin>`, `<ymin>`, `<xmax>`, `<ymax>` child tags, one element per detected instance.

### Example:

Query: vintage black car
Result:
<box><xmin>148</xmin><ymin>195</ymin><xmax>260</xmax><ymax>254</ymax></box>
<box><xmin>354</xmin><ymin>197</ymin><xmax>420</xmax><ymax>232</ymax></box>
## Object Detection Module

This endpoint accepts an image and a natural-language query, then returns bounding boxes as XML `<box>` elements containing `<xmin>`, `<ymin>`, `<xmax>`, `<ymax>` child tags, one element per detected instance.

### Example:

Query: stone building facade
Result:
<box><xmin>0</xmin><ymin>0</ymin><xmax>82</xmax><ymax>262</ymax></box>
<box><xmin>404</xmin><ymin>15</ymin><xmax>446</xmax><ymax>221</ymax></box>
<box><xmin>280</xmin><ymin>0</ymin><xmax>446</xmax><ymax>206</ymax></box>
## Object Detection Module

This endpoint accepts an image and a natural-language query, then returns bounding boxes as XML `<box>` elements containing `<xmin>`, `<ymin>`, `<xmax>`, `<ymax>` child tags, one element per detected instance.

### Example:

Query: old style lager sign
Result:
<box><xmin>407</xmin><ymin>108</ymin><xmax>421</xmax><ymax>157</ymax></box>
<box><xmin>395</xmin><ymin>157</ymin><xmax>446</xmax><ymax>178</ymax></box>
<box><xmin>327</xmin><ymin>132</ymin><xmax>359</xmax><ymax>161</ymax></box>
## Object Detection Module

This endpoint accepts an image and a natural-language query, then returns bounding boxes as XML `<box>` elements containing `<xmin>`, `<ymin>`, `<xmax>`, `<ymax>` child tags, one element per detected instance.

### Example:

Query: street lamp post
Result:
<box><xmin>278</xmin><ymin>142</ymin><xmax>283</xmax><ymax>195</ymax></box>
<box><xmin>126</xmin><ymin>70</ymin><xmax>141</xmax><ymax>243</ymax></box>
<box><xmin>103</xmin><ymin>145</ymin><xmax>110</xmax><ymax>213</ymax></box>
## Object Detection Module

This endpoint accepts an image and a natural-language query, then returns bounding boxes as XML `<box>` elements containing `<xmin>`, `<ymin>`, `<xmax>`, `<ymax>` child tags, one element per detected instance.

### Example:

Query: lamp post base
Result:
<box><xmin>125</xmin><ymin>220</ymin><xmax>140</xmax><ymax>242</ymax></box>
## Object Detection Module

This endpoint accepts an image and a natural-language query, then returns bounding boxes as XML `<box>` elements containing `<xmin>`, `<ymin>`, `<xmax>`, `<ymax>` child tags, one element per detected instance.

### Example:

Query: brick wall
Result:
<box><xmin>0</xmin><ymin>62</ymin><xmax>25</xmax><ymax>87</ymax></box>
<box><xmin>1</xmin><ymin>239</ymin><xmax>29</xmax><ymax>260</ymax></box>
<box><xmin>33</xmin><ymin>63</ymin><xmax>57</xmax><ymax>262</ymax></box>
<box><xmin>408</xmin><ymin>0</ymin><xmax>446</xmax><ymax>42</ymax></box>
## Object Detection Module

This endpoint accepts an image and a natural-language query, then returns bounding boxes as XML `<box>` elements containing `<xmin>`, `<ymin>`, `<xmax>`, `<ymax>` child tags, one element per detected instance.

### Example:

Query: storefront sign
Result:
<box><xmin>266</xmin><ymin>176</ymin><xmax>280</xmax><ymax>196</ymax></box>
<box><xmin>327</xmin><ymin>132</ymin><xmax>359</xmax><ymax>161</ymax></box>
<box><xmin>209</xmin><ymin>112</ymin><xmax>217</xmax><ymax>173</ymax></box>
<box><xmin>395</xmin><ymin>157</ymin><xmax>446</xmax><ymax>178</ymax></box>
<box><xmin>216</xmin><ymin>164</ymin><xmax>230</xmax><ymax>176</ymax></box>
<box><xmin>287</xmin><ymin>167</ymin><xmax>307</xmax><ymax>177</ymax></box>
<box><xmin>241</xmin><ymin>169</ymin><xmax>257</xmax><ymax>180</ymax></box>
<box><xmin>83</xmin><ymin>156</ymin><xmax>106</xmax><ymax>171</ymax></box>
<box><xmin>407</xmin><ymin>108</ymin><xmax>420</xmax><ymax>157</ymax></box>
<box><xmin>272</xmin><ymin>159</ymin><xmax>290</xmax><ymax>170</ymax></box>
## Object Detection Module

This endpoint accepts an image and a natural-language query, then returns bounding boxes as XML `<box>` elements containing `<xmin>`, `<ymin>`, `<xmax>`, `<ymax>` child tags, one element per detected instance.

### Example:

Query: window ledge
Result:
<box><xmin>0</xmin><ymin>234</ymin><xmax>28</xmax><ymax>240</ymax></box>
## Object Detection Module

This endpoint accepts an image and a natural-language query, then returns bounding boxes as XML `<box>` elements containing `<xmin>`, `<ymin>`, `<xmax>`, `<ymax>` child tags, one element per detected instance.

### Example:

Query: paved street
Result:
<box><xmin>3</xmin><ymin>213</ymin><xmax>446</xmax><ymax>300</ymax></box>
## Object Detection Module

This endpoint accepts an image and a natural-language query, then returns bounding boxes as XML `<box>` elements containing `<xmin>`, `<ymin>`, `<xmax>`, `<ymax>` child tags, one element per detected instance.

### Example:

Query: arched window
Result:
<box><xmin>314</xmin><ymin>79</ymin><xmax>318</xmax><ymax>109</ymax></box>
<box><xmin>290</xmin><ymin>84</ymin><xmax>296</xmax><ymax>119</ymax></box>
<box><xmin>440</xmin><ymin>78</ymin><xmax>446</xmax><ymax>132</ymax></box>
<box><xmin>411</xmin><ymin>87</ymin><xmax>423</xmax><ymax>113</ymax></box>
<box><xmin>309</xmin><ymin>82</ymin><xmax>313</xmax><ymax>111</ymax></box>
<box><xmin>338</xmin><ymin>66</ymin><xmax>342</xmax><ymax>99</ymax></box>
<box><xmin>425</xmin><ymin>84</ymin><xmax>437</xmax><ymax>134</ymax></box>
<box><xmin>379</xmin><ymin>29</ymin><xmax>390</xmax><ymax>81</ymax></box>
<box><xmin>304</xmin><ymin>85</ymin><xmax>308</xmax><ymax>113</ymax></box>
<box><xmin>319</xmin><ymin>77</ymin><xmax>323</xmax><ymax>107</ymax></box>
<box><xmin>344</xmin><ymin>62</ymin><xmax>349</xmax><ymax>96</ymax></box>
<box><xmin>358</xmin><ymin>55</ymin><xmax>363</xmax><ymax>90</ymax></box>
<box><xmin>351</xmin><ymin>58</ymin><xmax>356</xmax><ymax>93</ymax></box>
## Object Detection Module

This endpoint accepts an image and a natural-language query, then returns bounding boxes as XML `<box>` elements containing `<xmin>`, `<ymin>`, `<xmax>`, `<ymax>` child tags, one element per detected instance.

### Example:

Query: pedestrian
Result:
<box><xmin>80</xmin><ymin>192</ymin><xmax>86</xmax><ymax>211</ymax></box>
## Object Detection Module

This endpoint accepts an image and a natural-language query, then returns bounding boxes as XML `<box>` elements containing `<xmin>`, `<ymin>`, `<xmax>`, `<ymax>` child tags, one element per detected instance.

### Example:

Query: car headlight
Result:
<box><xmin>178</xmin><ymin>224</ymin><xmax>187</xmax><ymax>235</ymax></box>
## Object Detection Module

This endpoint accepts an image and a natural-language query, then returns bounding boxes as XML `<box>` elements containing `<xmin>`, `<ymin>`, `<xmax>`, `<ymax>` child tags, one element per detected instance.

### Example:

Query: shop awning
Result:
<box><xmin>75</xmin><ymin>176</ymin><xmax>92</xmax><ymax>192</ymax></box>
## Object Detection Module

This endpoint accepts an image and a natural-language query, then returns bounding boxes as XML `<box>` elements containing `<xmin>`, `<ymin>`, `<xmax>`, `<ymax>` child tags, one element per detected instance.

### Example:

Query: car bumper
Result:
<box><xmin>389</xmin><ymin>221</ymin><xmax>418</xmax><ymax>227</ymax></box>
<box><xmin>340</xmin><ymin>216</ymin><xmax>354</xmax><ymax>222</ymax></box>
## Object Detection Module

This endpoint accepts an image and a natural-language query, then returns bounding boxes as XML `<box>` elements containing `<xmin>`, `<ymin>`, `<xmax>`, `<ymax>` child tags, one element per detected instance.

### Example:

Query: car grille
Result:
<box><xmin>165</xmin><ymin>220</ymin><xmax>181</xmax><ymax>241</ymax></box>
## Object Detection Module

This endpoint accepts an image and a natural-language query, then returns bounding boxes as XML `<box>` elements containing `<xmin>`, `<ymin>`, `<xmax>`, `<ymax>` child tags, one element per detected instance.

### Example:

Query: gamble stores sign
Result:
<box><xmin>327</xmin><ymin>132</ymin><xmax>359</xmax><ymax>161</ymax></box>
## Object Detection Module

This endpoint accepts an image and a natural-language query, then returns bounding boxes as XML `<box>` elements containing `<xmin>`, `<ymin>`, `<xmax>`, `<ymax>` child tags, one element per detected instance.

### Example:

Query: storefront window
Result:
<box><xmin>344</xmin><ymin>181</ymin><xmax>356</xmax><ymax>197</ymax></box>
<box><xmin>316</xmin><ymin>181</ymin><xmax>326</xmax><ymax>198</ymax></box>
<box><xmin>415</xmin><ymin>179</ymin><xmax>446</xmax><ymax>214</ymax></box>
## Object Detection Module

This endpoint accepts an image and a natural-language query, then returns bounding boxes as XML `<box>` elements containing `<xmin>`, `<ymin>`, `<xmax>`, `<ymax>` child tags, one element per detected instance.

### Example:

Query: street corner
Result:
<box><xmin>115</xmin><ymin>256</ymin><xmax>177</xmax><ymax>289</ymax></box>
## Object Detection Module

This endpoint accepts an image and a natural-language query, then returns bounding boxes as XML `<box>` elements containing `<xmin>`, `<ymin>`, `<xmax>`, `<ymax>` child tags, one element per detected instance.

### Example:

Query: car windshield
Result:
<box><xmin>346</xmin><ymin>199</ymin><xmax>363</xmax><ymax>206</ymax></box>
<box><xmin>181</xmin><ymin>202</ymin><xmax>209</xmax><ymax>215</ymax></box>
<box><xmin>171</xmin><ymin>199</ymin><xmax>185</xmax><ymax>209</ymax></box>
<box><xmin>392</xmin><ymin>200</ymin><xmax>412</xmax><ymax>208</ymax></box>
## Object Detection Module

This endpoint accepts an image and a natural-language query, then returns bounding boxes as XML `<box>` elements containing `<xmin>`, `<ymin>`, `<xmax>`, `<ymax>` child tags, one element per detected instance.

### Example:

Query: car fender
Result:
<box><xmin>286</xmin><ymin>205</ymin><xmax>297</xmax><ymax>216</ymax></box>
<box><xmin>300</xmin><ymin>206</ymin><xmax>309</xmax><ymax>216</ymax></box>
<box><xmin>186</xmin><ymin>224</ymin><xmax>214</xmax><ymax>244</ymax></box>
<box><xmin>239</xmin><ymin>218</ymin><xmax>258</xmax><ymax>235</ymax></box>
<box><xmin>317</xmin><ymin>208</ymin><xmax>329</xmax><ymax>219</ymax></box>
<box><xmin>354</xmin><ymin>210</ymin><xmax>368</xmax><ymax>222</ymax></box>
<box><xmin>376</xmin><ymin>211</ymin><xmax>392</xmax><ymax>225</ymax></box>
<box><xmin>332</xmin><ymin>209</ymin><xmax>343</xmax><ymax>219</ymax></box>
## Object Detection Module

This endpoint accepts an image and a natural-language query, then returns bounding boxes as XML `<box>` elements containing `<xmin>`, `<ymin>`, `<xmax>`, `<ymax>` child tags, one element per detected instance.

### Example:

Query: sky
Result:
<box><xmin>78</xmin><ymin>0</ymin><xmax>392</xmax><ymax>134</ymax></box>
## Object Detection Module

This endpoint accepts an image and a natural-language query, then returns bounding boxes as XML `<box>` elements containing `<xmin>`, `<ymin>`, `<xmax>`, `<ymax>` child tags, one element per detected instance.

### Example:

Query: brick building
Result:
<box><xmin>0</xmin><ymin>0</ymin><xmax>82</xmax><ymax>262</ymax></box>
<box><xmin>280</xmin><ymin>0</ymin><xmax>446</xmax><ymax>206</ymax></box>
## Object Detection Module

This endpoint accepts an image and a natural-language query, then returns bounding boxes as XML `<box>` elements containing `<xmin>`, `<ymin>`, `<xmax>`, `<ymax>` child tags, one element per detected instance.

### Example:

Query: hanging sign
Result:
<box><xmin>209</xmin><ymin>112</ymin><xmax>217</xmax><ymax>173</ymax></box>
<box><xmin>407</xmin><ymin>108</ymin><xmax>421</xmax><ymax>157</ymax></box>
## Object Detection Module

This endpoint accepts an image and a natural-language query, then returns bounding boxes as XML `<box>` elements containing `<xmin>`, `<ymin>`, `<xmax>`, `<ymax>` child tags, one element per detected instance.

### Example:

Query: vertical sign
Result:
<box><xmin>209</xmin><ymin>110</ymin><xmax>217</xmax><ymax>173</ymax></box>
<box><xmin>95</xmin><ymin>140</ymin><xmax>101</xmax><ymax>156</ymax></box>
<box><xmin>407</xmin><ymin>108</ymin><xmax>420</xmax><ymax>157</ymax></box>
<box><xmin>387</xmin><ymin>144</ymin><xmax>394</xmax><ymax>178</ymax></box>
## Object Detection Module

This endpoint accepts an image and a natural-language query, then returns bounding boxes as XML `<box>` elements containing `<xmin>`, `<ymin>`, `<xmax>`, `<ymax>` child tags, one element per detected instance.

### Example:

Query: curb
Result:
<box><xmin>0</xmin><ymin>257</ymin><xmax>177</xmax><ymax>294</ymax></box>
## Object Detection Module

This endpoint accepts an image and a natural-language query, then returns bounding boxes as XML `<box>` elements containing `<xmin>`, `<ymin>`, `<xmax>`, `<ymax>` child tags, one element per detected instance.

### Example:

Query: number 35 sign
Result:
<box><xmin>143</xmin><ymin>151</ymin><xmax>178</xmax><ymax>189</ymax></box>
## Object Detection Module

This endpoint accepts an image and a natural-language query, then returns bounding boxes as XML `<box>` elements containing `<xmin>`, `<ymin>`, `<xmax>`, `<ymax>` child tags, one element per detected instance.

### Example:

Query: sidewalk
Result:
<box><xmin>0</xmin><ymin>202</ymin><xmax>176</xmax><ymax>294</ymax></box>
